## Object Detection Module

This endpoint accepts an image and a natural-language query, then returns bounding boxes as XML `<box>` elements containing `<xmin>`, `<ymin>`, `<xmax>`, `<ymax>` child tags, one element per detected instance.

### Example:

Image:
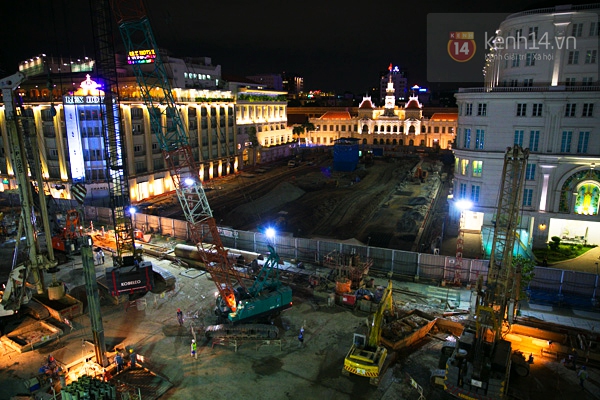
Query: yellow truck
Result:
<box><xmin>342</xmin><ymin>280</ymin><xmax>394</xmax><ymax>385</ymax></box>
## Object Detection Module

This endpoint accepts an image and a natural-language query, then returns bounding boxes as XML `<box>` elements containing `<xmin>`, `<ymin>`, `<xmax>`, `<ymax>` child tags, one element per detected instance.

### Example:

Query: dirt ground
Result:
<box><xmin>215</xmin><ymin>155</ymin><xmax>448</xmax><ymax>251</ymax></box>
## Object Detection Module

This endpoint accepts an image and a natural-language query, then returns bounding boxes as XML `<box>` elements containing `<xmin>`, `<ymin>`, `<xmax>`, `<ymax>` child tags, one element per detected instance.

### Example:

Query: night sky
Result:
<box><xmin>0</xmin><ymin>0</ymin><xmax>594</xmax><ymax>94</ymax></box>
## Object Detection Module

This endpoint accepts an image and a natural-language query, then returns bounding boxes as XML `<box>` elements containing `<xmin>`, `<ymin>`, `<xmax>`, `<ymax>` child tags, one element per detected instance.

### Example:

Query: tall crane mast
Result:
<box><xmin>109</xmin><ymin>0</ymin><xmax>245</xmax><ymax>313</ymax></box>
<box><xmin>443</xmin><ymin>146</ymin><xmax>530</xmax><ymax>400</ymax></box>
<box><xmin>90</xmin><ymin>0</ymin><xmax>153</xmax><ymax>297</ymax></box>
<box><xmin>0</xmin><ymin>72</ymin><xmax>58</xmax><ymax>314</ymax></box>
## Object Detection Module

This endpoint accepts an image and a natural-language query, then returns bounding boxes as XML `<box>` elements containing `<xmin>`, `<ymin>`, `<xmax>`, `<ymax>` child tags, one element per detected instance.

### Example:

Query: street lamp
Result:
<box><xmin>538</xmin><ymin>223</ymin><xmax>546</xmax><ymax>231</ymax></box>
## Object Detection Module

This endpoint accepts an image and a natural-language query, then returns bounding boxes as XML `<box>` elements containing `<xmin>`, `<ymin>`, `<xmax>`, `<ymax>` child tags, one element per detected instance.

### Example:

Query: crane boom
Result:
<box><xmin>110</xmin><ymin>0</ymin><xmax>245</xmax><ymax>312</ymax></box>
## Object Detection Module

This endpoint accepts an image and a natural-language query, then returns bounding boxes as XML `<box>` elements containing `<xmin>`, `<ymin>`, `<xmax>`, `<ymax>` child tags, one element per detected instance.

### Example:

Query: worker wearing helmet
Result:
<box><xmin>177</xmin><ymin>308</ymin><xmax>183</xmax><ymax>326</ymax></box>
<box><xmin>191</xmin><ymin>339</ymin><xmax>197</xmax><ymax>359</ymax></box>
<box><xmin>129</xmin><ymin>348</ymin><xmax>138</xmax><ymax>369</ymax></box>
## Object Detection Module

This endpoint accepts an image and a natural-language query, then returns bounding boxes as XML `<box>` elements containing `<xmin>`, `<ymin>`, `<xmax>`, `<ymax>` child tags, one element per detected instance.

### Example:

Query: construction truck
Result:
<box><xmin>110</xmin><ymin>0</ymin><xmax>292</xmax><ymax>338</ymax></box>
<box><xmin>342</xmin><ymin>280</ymin><xmax>394</xmax><ymax>385</ymax></box>
<box><xmin>442</xmin><ymin>146</ymin><xmax>530</xmax><ymax>399</ymax></box>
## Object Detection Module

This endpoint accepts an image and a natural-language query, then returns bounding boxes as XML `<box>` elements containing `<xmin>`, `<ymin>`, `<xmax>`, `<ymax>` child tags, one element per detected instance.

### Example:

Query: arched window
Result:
<box><xmin>386</xmin><ymin>139</ymin><xmax>391</xmax><ymax>145</ymax></box>
<box><xmin>374</xmin><ymin>126</ymin><xmax>378</xmax><ymax>132</ymax></box>
<box><xmin>393</xmin><ymin>126</ymin><xmax>398</xmax><ymax>133</ymax></box>
<box><xmin>409</xmin><ymin>139</ymin><xmax>414</xmax><ymax>146</ymax></box>
<box><xmin>392</xmin><ymin>139</ymin><xmax>397</xmax><ymax>145</ymax></box>
<box><xmin>574</xmin><ymin>182</ymin><xmax>600</xmax><ymax>215</ymax></box>
<box><xmin>362</xmin><ymin>138</ymin><xmax>367</xmax><ymax>144</ymax></box>
<box><xmin>362</xmin><ymin>124</ymin><xmax>369</xmax><ymax>134</ymax></box>
<box><xmin>400</xmin><ymin>126</ymin><xmax>404</xmax><ymax>133</ymax></box>
<box><xmin>421</xmin><ymin>126</ymin><xmax>426</xmax><ymax>133</ymax></box>
<box><xmin>373</xmin><ymin>138</ymin><xmax>378</xmax><ymax>145</ymax></box>
<box><xmin>387</xmin><ymin>126</ymin><xmax>391</xmax><ymax>133</ymax></box>
<box><xmin>409</xmin><ymin>125</ymin><xmax>416</xmax><ymax>134</ymax></box>
<box><xmin>399</xmin><ymin>139</ymin><xmax>404</xmax><ymax>146</ymax></box>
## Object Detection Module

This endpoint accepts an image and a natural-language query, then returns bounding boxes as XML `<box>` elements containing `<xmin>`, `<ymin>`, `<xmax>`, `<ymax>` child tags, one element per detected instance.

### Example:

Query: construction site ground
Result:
<box><xmin>2</xmin><ymin>249</ymin><xmax>600</xmax><ymax>400</ymax></box>
<box><xmin>2</xmin><ymin>154</ymin><xmax>600</xmax><ymax>399</ymax></box>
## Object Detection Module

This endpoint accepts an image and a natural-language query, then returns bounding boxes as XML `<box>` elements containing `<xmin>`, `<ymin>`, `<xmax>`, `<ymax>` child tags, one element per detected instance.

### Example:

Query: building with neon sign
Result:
<box><xmin>0</xmin><ymin>53</ymin><xmax>293</xmax><ymax>202</ymax></box>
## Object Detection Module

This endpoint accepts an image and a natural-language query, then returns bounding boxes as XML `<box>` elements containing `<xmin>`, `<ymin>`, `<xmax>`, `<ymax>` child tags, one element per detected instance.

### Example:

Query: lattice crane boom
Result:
<box><xmin>110</xmin><ymin>0</ymin><xmax>243</xmax><ymax>311</ymax></box>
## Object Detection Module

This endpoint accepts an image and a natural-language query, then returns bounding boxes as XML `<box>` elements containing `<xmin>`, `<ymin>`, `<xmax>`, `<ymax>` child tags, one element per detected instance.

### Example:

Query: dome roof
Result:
<box><xmin>359</xmin><ymin>97</ymin><xmax>375</xmax><ymax>109</ymax></box>
<box><xmin>405</xmin><ymin>99</ymin><xmax>421</xmax><ymax>109</ymax></box>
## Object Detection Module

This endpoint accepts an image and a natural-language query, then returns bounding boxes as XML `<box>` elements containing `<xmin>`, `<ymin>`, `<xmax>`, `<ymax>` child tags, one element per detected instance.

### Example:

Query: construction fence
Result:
<box><xmin>85</xmin><ymin>207</ymin><xmax>599</xmax><ymax>309</ymax></box>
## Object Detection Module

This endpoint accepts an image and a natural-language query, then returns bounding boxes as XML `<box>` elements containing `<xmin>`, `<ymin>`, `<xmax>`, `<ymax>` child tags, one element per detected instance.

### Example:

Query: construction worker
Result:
<box><xmin>578</xmin><ymin>366</ymin><xmax>588</xmax><ymax>390</ymax></box>
<box><xmin>298</xmin><ymin>327</ymin><xmax>304</xmax><ymax>348</ymax></box>
<box><xmin>115</xmin><ymin>352</ymin><xmax>124</xmax><ymax>373</ymax></box>
<box><xmin>177</xmin><ymin>308</ymin><xmax>184</xmax><ymax>326</ymax></box>
<box><xmin>129</xmin><ymin>348</ymin><xmax>137</xmax><ymax>369</ymax></box>
<box><xmin>191</xmin><ymin>339</ymin><xmax>197</xmax><ymax>359</ymax></box>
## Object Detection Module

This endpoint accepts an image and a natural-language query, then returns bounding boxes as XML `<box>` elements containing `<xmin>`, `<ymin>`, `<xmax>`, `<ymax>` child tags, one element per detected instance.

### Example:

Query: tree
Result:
<box><xmin>292</xmin><ymin>125</ymin><xmax>304</xmax><ymax>142</ymax></box>
<box><xmin>512</xmin><ymin>255</ymin><xmax>535</xmax><ymax>302</ymax></box>
<box><xmin>248</xmin><ymin>126</ymin><xmax>258</xmax><ymax>148</ymax></box>
<box><xmin>302</xmin><ymin>122</ymin><xmax>315</xmax><ymax>133</ymax></box>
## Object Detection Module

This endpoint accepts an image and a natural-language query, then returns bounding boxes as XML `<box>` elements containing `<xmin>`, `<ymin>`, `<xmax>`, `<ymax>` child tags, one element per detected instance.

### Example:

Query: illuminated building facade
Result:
<box><xmin>0</xmin><ymin>54</ymin><xmax>292</xmax><ymax>202</ymax></box>
<box><xmin>306</xmin><ymin>75</ymin><xmax>456</xmax><ymax>149</ymax></box>
<box><xmin>452</xmin><ymin>4</ymin><xmax>600</xmax><ymax>250</ymax></box>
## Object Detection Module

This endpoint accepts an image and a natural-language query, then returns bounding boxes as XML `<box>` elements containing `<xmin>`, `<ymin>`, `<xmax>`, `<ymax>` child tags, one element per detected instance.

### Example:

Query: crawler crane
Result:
<box><xmin>110</xmin><ymin>0</ymin><xmax>292</xmax><ymax>336</ymax></box>
<box><xmin>442</xmin><ymin>146</ymin><xmax>530</xmax><ymax>399</ymax></box>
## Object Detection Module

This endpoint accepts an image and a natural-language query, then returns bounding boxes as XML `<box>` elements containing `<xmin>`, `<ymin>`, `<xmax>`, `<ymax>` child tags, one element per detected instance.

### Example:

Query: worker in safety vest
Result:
<box><xmin>191</xmin><ymin>339</ymin><xmax>197</xmax><ymax>359</ymax></box>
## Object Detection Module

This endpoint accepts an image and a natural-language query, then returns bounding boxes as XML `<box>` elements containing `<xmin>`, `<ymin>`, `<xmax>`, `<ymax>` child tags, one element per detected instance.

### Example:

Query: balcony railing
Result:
<box><xmin>458</xmin><ymin>85</ymin><xmax>600</xmax><ymax>93</ymax></box>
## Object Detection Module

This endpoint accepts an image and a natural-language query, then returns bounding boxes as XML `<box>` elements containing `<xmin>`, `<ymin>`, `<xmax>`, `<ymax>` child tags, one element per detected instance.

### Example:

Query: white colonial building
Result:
<box><xmin>307</xmin><ymin>74</ymin><xmax>456</xmax><ymax>150</ymax></box>
<box><xmin>453</xmin><ymin>3</ymin><xmax>600</xmax><ymax>251</ymax></box>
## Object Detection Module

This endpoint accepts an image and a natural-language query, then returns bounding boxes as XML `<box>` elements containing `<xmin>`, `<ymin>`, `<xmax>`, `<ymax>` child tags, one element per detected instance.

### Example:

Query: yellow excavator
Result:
<box><xmin>342</xmin><ymin>280</ymin><xmax>394</xmax><ymax>385</ymax></box>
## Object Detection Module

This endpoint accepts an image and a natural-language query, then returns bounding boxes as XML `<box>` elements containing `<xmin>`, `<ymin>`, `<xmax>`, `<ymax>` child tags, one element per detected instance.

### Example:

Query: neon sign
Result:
<box><xmin>128</xmin><ymin>49</ymin><xmax>156</xmax><ymax>64</ymax></box>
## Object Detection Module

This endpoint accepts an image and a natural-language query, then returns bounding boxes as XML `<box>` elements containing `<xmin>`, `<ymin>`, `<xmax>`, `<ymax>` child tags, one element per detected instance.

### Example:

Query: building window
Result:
<box><xmin>134</xmin><ymin>145</ymin><xmax>143</xmax><ymax>154</ymax></box>
<box><xmin>516</xmin><ymin>103</ymin><xmax>527</xmax><ymax>116</ymax></box>
<box><xmin>572</xmin><ymin>23</ymin><xmax>583</xmax><ymax>37</ymax></box>
<box><xmin>565</xmin><ymin>103</ymin><xmax>576</xmax><ymax>117</ymax></box>
<box><xmin>512</xmin><ymin>56</ymin><xmax>520</xmax><ymax>67</ymax></box>
<box><xmin>523</xmin><ymin>188</ymin><xmax>533</xmax><ymax>207</ymax></box>
<box><xmin>471</xmin><ymin>185</ymin><xmax>480</xmax><ymax>203</ymax></box>
<box><xmin>465</xmin><ymin>103</ymin><xmax>473</xmax><ymax>116</ymax></box>
<box><xmin>477</xmin><ymin>103</ymin><xmax>487</xmax><ymax>116</ymax></box>
<box><xmin>153</xmin><ymin>158</ymin><xmax>164</xmax><ymax>170</ymax></box>
<box><xmin>515</xmin><ymin>28</ymin><xmax>523</xmax><ymax>38</ymax></box>
<box><xmin>514</xmin><ymin>130</ymin><xmax>524</xmax><ymax>146</ymax></box>
<box><xmin>565</xmin><ymin>77</ymin><xmax>576</xmax><ymax>86</ymax></box>
<box><xmin>568</xmin><ymin>51</ymin><xmax>579</xmax><ymax>64</ymax></box>
<box><xmin>528</xmin><ymin>26</ymin><xmax>538</xmax><ymax>41</ymax></box>
<box><xmin>525</xmin><ymin>163</ymin><xmax>536</xmax><ymax>180</ymax></box>
<box><xmin>577</xmin><ymin>131</ymin><xmax>590</xmax><ymax>153</ymax></box>
<box><xmin>582</xmin><ymin>77</ymin><xmax>594</xmax><ymax>86</ymax></box>
<box><xmin>459</xmin><ymin>183</ymin><xmax>467</xmax><ymax>199</ymax></box>
<box><xmin>585</xmin><ymin>50</ymin><xmax>597</xmax><ymax>64</ymax></box>
<box><xmin>591</xmin><ymin>21</ymin><xmax>599</xmax><ymax>36</ymax></box>
<box><xmin>529</xmin><ymin>130</ymin><xmax>540</xmax><ymax>151</ymax></box>
<box><xmin>582</xmin><ymin>103</ymin><xmax>594</xmax><ymax>117</ymax></box>
<box><xmin>525</xmin><ymin>53</ymin><xmax>536</xmax><ymax>66</ymax></box>
<box><xmin>464</xmin><ymin>128</ymin><xmax>471</xmax><ymax>149</ymax></box>
<box><xmin>532</xmin><ymin>103</ymin><xmax>543</xmax><ymax>116</ymax></box>
<box><xmin>475</xmin><ymin>129</ymin><xmax>485</xmax><ymax>149</ymax></box>
<box><xmin>561</xmin><ymin>131</ymin><xmax>572</xmax><ymax>152</ymax></box>
<box><xmin>472</xmin><ymin>160</ymin><xmax>483</xmax><ymax>177</ymax></box>
<box><xmin>523</xmin><ymin>78</ymin><xmax>533</xmax><ymax>87</ymax></box>
<box><xmin>460</xmin><ymin>159</ymin><xmax>469</xmax><ymax>175</ymax></box>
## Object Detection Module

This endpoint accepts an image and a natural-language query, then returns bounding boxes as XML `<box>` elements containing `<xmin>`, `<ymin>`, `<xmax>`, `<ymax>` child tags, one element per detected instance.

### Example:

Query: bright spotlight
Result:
<box><xmin>265</xmin><ymin>227</ymin><xmax>276</xmax><ymax>239</ymax></box>
<box><xmin>455</xmin><ymin>199</ymin><xmax>472</xmax><ymax>211</ymax></box>
<box><xmin>129</xmin><ymin>207</ymin><xmax>137</xmax><ymax>215</ymax></box>
<box><xmin>184</xmin><ymin>178</ymin><xmax>194</xmax><ymax>186</ymax></box>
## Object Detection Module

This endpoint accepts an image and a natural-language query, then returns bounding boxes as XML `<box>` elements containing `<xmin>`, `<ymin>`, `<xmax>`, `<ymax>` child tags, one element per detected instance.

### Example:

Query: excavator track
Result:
<box><xmin>204</xmin><ymin>324</ymin><xmax>279</xmax><ymax>340</ymax></box>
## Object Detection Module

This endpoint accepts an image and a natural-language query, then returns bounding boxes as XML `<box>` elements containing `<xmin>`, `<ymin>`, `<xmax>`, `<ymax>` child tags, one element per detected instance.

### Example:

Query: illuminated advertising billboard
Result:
<box><xmin>127</xmin><ymin>49</ymin><xmax>156</xmax><ymax>64</ymax></box>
